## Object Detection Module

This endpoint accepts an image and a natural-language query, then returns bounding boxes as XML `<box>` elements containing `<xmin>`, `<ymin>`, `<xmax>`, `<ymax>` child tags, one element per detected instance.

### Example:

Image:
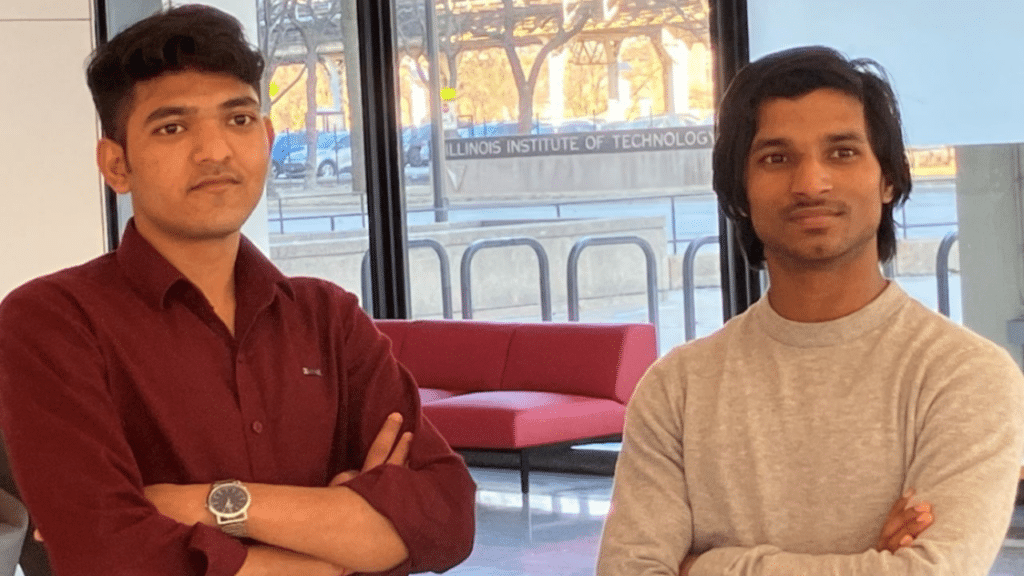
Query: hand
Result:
<box><xmin>679</xmin><ymin>553</ymin><xmax>699</xmax><ymax>576</ymax></box>
<box><xmin>876</xmin><ymin>488</ymin><xmax>934</xmax><ymax>552</ymax></box>
<box><xmin>329</xmin><ymin>412</ymin><xmax>413</xmax><ymax>486</ymax></box>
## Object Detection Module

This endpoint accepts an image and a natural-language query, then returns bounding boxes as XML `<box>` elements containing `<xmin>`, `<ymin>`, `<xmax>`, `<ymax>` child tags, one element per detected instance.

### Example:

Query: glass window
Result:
<box><xmin>256</xmin><ymin>0</ymin><xmax>371</xmax><ymax>301</ymax></box>
<box><xmin>395</xmin><ymin>0</ymin><xmax>717</xmax><ymax>354</ymax></box>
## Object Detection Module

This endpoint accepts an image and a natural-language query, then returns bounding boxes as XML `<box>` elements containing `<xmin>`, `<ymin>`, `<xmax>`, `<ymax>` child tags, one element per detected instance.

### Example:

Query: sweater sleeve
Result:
<box><xmin>0</xmin><ymin>282</ymin><xmax>248</xmax><ymax>576</ymax></box>
<box><xmin>597</xmin><ymin>360</ymin><xmax>694</xmax><ymax>576</ymax></box>
<box><xmin>333</xmin><ymin>295</ymin><xmax>476</xmax><ymax>575</ymax></box>
<box><xmin>688</xmin><ymin>344</ymin><xmax>1024</xmax><ymax>576</ymax></box>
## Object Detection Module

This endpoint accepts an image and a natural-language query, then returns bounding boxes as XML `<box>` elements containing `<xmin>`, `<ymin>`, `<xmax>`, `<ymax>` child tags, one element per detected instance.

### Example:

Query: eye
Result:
<box><xmin>231</xmin><ymin>114</ymin><xmax>256</xmax><ymax>126</ymax></box>
<box><xmin>831</xmin><ymin>147</ymin><xmax>858</xmax><ymax>159</ymax></box>
<box><xmin>760</xmin><ymin>153</ymin><xmax>786</xmax><ymax>165</ymax></box>
<box><xmin>155</xmin><ymin>123</ymin><xmax>184</xmax><ymax>136</ymax></box>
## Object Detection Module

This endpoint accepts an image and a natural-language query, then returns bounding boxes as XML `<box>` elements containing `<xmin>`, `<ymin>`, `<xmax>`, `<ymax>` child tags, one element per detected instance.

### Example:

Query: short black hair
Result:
<box><xmin>86</xmin><ymin>4</ymin><xmax>264</xmax><ymax>145</ymax></box>
<box><xmin>712</xmin><ymin>46</ymin><xmax>912</xmax><ymax>267</ymax></box>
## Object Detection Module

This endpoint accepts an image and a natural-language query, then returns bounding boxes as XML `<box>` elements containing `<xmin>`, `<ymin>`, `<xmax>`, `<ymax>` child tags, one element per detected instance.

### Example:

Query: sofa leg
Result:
<box><xmin>520</xmin><ymin>450</ymin><xmax>530</xmax><ymax>494</ymax></box>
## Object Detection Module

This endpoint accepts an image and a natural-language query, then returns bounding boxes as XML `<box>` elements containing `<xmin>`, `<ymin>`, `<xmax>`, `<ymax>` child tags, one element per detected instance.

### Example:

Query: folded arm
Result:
<box><xmin>152</xmin><ymin>299</ymin><xmax>477</xmax><ymax>575</ymax></box>
<box><xmin>146</xmin><ymin>414</ymin><xmax>415</xmax><ymax>573</ymax></box>
<box><xmin>684</xmin><ymin>350</ymin><xmax>1024</xmax><ymax>576</ymax></box>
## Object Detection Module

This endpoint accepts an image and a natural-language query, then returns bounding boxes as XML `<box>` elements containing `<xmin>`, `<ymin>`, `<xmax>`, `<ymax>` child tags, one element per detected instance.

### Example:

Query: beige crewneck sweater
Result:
<box><xmin>598</xmin><ymin>282</ymin><xmax>1024</xmax><ymax>576</ymax></box>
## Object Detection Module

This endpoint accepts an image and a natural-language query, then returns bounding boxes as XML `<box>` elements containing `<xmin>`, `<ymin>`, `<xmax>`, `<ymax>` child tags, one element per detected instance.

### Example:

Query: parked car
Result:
<box><xmin>274</xmin><ymin>131</ymin><xmax>352</xmax><ymax>179</ymax></box>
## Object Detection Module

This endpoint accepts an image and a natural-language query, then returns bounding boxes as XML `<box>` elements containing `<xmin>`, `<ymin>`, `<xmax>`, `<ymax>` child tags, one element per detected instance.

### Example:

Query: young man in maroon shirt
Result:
<box><xmin>0</xmin><ymin>5</ymin><xmax>475</xmax><ymax>576</ymax></box>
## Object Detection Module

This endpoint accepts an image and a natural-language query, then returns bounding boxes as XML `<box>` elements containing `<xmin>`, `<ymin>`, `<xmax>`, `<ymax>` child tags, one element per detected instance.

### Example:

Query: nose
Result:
<box><xmin>191</xmin><ymin>122</ymin><xmax>232</xmax><ymax>164</ymax></box>
<box><xmin>791</xmin><ymin>155</ymin><xmax>832</xmax><ymax>196</ymax></box>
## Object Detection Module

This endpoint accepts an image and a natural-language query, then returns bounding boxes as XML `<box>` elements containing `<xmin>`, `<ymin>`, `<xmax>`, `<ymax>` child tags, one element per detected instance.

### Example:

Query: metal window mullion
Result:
<box><xmin>355</xmin><ymin>0</ymin><xmax>411</xmax><ymax>320</ymax></box>
<box><xmin>710</xmin><ymin>0</ymin><xmax>760</xmax><ymax>320</ymax></box>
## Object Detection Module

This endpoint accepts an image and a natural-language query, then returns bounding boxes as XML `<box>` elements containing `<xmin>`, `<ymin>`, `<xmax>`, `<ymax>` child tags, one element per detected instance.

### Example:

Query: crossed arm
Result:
<box><xmin>36</xmin><ymin>413</ymin><xmax>416</xmax><ymax>576</ymax></box>
<box><xmin>597</xmin><ymin>350</ymin><xmax>1024</xmax><ymax>576</ymax></box>
<box><xmin>678</xmin><ymin>491</ymin><xmax>934</xmax><ymax>576</ymax></box>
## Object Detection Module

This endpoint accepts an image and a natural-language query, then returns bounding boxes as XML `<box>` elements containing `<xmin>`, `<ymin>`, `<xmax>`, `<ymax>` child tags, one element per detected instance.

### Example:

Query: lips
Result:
<box><xmin>190</xmin><ymin>176</ymin><xmax>241</xmax><ymax>191</ymax></box>
<box><xmin>788</xmin><ymin>206</ymin><xmax>841</xmax><ymax>220</ymax></box>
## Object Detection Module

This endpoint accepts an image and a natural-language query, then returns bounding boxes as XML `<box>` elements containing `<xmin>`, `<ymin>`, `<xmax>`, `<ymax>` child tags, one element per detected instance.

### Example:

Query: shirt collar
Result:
<box><xmin>115</xmin><ymin>218</ymin><xmax>294</xmax><ymax>310</ymax></box>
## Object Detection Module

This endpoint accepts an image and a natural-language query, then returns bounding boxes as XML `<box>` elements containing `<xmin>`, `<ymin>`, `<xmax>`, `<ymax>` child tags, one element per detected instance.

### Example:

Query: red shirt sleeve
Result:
<box><xmin>332</xmin><ymin>294</ymin><xmax>476</xmax><ymax>575</ymax></box>
<box><xmin>0</xmin><ymin>282</ymin><xmax>248</xmax><ymax>576</ymax></box>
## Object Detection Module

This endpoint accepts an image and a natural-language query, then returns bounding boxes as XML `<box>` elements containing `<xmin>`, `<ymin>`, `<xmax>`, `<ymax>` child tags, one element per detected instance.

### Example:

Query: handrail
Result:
<box><xmin>682</xmin><ymin>235</ymin><xmax>719</xmax><ymax>341</ymax></box>
<box><xmin>936</xmin><ymin>231</ymin><xmax>959</xmax><ymax>317</ymax></box>
<box><xmin>360</xmin><ymin>239</ymin><xmax>454</xmax><ymax>318</ymax></box>
<box><xmin>460</xmin><ymin>237</ymin><xmax>552</xmax><ymax>320</ymax></box>
<box><xmin>566</xmin><ymin>235</ymin><xmax>659</xmax><ymax>347</ymax></box>
<box><xmin>267</xmin><ymin>190</ymin><xmax>957</xmax><ymax>244</ymax></box>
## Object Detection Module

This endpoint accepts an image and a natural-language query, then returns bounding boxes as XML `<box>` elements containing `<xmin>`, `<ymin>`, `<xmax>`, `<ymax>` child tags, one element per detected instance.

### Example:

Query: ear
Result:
<box><xmin>264</xmin><ymin>116</ymin><xmax>275</xmax><ymax>149</ymax></box>
<box><xmin>97</xmin><ymin>138</ymin><xmax>131</xmax><ymax>194</ymax></box>
<box><xmin>881</xmin><ymin>180</ymin><xmax>895</xmax><ymax>204</ymax></box>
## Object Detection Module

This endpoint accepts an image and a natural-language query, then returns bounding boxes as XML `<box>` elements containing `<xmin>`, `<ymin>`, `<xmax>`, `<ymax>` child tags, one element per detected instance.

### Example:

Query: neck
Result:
<box><xmin>764</xmin><ymin>255</ymin><xmax>889</xmax><ymax>323</ymax></box>
<box><xmin>133</xmin><ymin>218</ymin><xmax>240</xmax><ymax>332</ymax></box>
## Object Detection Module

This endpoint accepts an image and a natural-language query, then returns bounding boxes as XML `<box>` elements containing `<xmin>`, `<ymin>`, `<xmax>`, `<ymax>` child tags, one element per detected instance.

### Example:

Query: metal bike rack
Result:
<box><xmin>682</xmin><ymin>235</ymin><xmax>719</xmax><ymax>341</ymax></box>
<box><xmin>360</xmin><ymin>239</ymin><xmax>454</xmax><ymax>318</ymax></box>
<box><xmin>566</xmin><ymin>235</ymin><xmax>659</xmax><ymax>346</ymax></box>
<box><xmin>936</xmin><ymin>231</ymin><xmax>959</xmax><ymax>317</ymax></box>
<box><xmin>882</xmin><ymin>259</ymin><xmax>895</xmax><ymax>279</ymax></box>
<box><xmin>460</xmin><ymin>237</ymin><xmax>552</xmax><ymax>321</ymax></box>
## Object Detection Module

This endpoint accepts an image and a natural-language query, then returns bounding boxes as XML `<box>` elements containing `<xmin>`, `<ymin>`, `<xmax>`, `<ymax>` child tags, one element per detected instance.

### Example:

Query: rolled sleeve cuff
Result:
<box><xmin>344</xmin><ymin>462</ymin><xmax>475</xmax><ymax>574</ymax></box>
<box><xmin>186</xmin><ymin>523</ymin><xmax>248</xmax><ymax>576</ymax></box>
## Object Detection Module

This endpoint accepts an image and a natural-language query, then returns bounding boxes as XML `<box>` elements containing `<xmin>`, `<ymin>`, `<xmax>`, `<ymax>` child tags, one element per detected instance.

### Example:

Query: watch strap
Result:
<box><xmin>219</xmin><ymin>517</ymin><xmax>248</xmax><ymax>538</ymax></box>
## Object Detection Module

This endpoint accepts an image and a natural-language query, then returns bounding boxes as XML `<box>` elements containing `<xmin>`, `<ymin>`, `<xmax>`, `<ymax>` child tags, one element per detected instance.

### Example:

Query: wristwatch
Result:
<box><xmin>206</xmin><ymin>479</ymin><xmax>251</xmax><ymax>538</ymax></box>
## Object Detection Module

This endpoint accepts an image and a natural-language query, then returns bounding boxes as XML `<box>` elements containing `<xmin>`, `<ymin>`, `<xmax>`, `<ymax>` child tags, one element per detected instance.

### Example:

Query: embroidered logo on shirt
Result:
<box><xmin>302</xmin><ymin>367</ymin><xmax>322</xmax><ymax>377</ymax></box>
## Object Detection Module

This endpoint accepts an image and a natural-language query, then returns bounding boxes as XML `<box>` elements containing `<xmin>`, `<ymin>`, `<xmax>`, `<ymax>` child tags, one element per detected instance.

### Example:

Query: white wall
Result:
<box><xmin>0</xmin><ymin>0</ymin><xmax>104</xmax><ymax>299</ymax></box>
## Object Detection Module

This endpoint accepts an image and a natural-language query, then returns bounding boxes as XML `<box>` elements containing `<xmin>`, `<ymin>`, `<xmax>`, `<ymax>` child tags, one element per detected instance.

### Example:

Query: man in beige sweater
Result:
<box><xmin>597</xmin><ymin>46</ymin><xmax>1024</xmax><ymax>576</ymax></box>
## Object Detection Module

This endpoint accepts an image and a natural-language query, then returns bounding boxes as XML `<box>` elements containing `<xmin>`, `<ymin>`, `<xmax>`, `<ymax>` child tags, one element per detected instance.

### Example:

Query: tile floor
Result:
<box><xmin>453</xmin><ymin>466</ymin><xmax>1024</xmax><ymax>576</ymax></box>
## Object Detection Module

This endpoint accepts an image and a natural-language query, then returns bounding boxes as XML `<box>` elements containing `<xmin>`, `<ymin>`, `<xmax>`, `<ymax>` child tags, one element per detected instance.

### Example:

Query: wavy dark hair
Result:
<box><xmin>86</xmin><ymin>4</ymin><xmax>264</xmax><ymax>146</ymax></box>
<box><xmin>712</xmin><ymin>46</ymin><xmax>912</xmax><ymax>268</ymax></box>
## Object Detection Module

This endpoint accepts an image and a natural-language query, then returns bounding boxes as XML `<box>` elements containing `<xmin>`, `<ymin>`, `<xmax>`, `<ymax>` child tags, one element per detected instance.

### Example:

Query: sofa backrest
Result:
<box><xmin>377</xmin><ymin>319</ymin><xmax>657</xmax><ymax>405</ymax></box>
<box><xmin>375</xmin><ymin>320</ymin><xmax>409</xmax><ymax>356</ymax></box>
<box><xmin>379</xmin><ymin>320</ymin><xmax>514</xmax><ymax>393</ymax></box>
<box><xmin>501</xmin><ymin>323</ymin><xmax>656</xmax><ymax>404</ymax></box>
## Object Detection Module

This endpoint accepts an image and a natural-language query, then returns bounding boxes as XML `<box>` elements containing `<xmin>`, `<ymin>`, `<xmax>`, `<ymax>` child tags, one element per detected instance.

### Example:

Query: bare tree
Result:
<box><xmin>493</xmin><ymin>1</ymin><xmax>592</xmax><ymax>133</ymax></box>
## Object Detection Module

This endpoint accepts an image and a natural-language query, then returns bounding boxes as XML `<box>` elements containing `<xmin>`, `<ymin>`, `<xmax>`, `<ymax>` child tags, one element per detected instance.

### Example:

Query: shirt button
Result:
<box><xmin>251</xmin><ymin>421</ymin><xmax>264</xmax><ymax>434</ymax></box>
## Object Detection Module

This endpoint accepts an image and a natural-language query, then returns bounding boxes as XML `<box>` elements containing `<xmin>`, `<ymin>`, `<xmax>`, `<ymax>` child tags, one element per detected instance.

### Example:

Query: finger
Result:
<box><xmin>883</xmin><ymin>504</ymin><xmax>933</xmax><ymax>552</ymax></box>
<box><xmin>328</xmin><ymin>470</ymin><xmax>359</xmax><ymax>486</ymax></box>
<box><xmin>877</xmin><ymin>489</ymin><xmax>915</xmax><ymax>548</ymax></box>
<box><xmin>387</xmin><ymin>431</ymin><xmax>413</xmax><ymax>466</ymax></box>
<box><xmin>362</xmin><ymin>413</ymin><xmax>403</xmax><ymax>472</ymax></box>
<box><xmin>33</xmin><ymin>529</ymin><xmax>42</xmax><ymax>542</ymax></box>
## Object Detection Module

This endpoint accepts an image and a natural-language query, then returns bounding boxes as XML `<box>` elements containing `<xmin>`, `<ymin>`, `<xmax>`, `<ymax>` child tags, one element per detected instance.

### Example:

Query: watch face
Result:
<box><xmin>210</xmin><ymin>485</ymin><xmax>249</xmax><ymax>514</ymax></box>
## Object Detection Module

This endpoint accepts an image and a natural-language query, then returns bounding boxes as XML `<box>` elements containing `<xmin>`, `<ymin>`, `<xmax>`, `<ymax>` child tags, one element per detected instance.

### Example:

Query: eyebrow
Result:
<box><xmin>750</xmin><ymin>131</ymin><xmax>868</xmax><ymax>154</ymax></box>
<box><xmin>142</xmin><ymin>96</ymin><xmax>260</xmax><ymax>126</ymax></box>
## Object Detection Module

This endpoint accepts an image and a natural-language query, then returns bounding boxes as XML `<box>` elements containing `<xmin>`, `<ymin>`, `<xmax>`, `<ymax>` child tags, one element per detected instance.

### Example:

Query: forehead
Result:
<box><xmin>126</xmin><ymin>70</ymin><xmax>259</xmax><ymax>124</ymax></box>
<box><xmin>752</xmin><ymin>88</ymin><xmax>868</xmax><ymax>143</ymax></box>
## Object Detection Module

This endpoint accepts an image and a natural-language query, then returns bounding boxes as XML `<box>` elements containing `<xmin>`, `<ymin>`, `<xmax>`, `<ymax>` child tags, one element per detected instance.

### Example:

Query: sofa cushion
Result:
<box><xmin>500</xmin><ymin>323</ymin><xmax>656</xmax><ymax>404</ymax></box>
<box><xmin>418</xmin><ymin>388</ymin><xmax>464</xmax><ymax>404</ymax></box>
<box><xmin>398</xmin><ymin>321</ymin><xmax>514</xmax><ymax>392</ymax></box>
<box><xmin>423</xmin><ymin>391</ymin><xmax>625</xmax><ymax>449</ymax></box>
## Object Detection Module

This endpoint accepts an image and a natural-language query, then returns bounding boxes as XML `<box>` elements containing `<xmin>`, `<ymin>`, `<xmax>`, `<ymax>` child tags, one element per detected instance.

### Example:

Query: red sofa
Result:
<box><xmin>375</xmin><ymin>319</ymin><xmax>658</xmax><ymax>492</ymax></box>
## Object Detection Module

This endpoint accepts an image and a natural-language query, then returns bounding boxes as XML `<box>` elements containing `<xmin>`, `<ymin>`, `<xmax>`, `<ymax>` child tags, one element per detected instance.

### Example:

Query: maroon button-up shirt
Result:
<box><xmin>0</xmin><ymin>220</ymin><xmax>475</xmax><ymax>576</ymax></box>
